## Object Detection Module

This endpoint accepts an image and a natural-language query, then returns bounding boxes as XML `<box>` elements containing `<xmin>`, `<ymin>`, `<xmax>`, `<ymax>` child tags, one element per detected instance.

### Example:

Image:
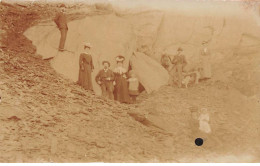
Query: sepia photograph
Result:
<box><xmin>0</xmin><ymin>0</ymin><xmax>260</xmax><ymax>163</ymax></box>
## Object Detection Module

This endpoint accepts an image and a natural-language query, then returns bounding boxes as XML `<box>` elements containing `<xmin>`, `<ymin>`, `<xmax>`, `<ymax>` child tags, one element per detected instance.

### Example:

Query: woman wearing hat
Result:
<box><xmin>113</xmin><ymin>55</ymin><xmax>130</xmax><ymax>103</ymax></box>
<box><xmin>77</xmin><ymin>42</ymin><xmax>94</xmax><ymax>91</ymax></box>
<box><xmin>200</xmin><ymin>41</ymin><xmax>212</xmax><ymax>80</ymax></box>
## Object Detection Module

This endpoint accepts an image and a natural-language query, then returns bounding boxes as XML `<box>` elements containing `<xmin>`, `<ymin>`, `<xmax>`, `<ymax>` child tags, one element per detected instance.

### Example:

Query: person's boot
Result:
<box><xmin>59</xmin><ymin>48</ymin><xmax>65</xmax><ymax>52</ymax></box>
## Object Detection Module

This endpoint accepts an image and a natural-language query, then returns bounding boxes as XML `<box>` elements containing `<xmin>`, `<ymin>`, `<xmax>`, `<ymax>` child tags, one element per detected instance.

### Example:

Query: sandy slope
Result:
<box><xmin>0</xmin><ymin>1</ymin><xmax>260</xmax><ymax>163</ymax></box>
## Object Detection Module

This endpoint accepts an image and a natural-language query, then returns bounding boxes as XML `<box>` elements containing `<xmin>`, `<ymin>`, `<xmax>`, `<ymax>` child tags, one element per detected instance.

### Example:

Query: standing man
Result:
<box><xmin>200</xmin><ymin>41</ymin><xmax>212</xmax><ymax>80</ymax></box>
<box><xmin>171</xmin><ymin>47</ymin><xmax>187</xmax><ymax>88</ymax></box>
<box><xmin>77</xmin><ymin>42</ymin><xmax>94</xmax><ymax>91</ymax></box>
<box><xmin>95</xmin><ymin>61</ymin><xmax>115</xmax><ymax>100</ymax></box>
<box><xmin>54</xmin><ymin>4</ymin><xmax>68</xmax><ymax>52</ymax></box>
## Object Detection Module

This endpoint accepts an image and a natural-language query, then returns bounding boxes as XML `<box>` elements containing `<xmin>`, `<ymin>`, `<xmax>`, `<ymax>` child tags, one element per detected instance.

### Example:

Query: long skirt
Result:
<box><xmin>78</xmin><ymin>63</ymin><xmax>93</xmax><ymax>90</ymax></box>
<box><xmin>201</xmin><ymin>56</ymin><xmax>212</xmax><ymax>79</ymax></box>
<box><xmin>114</xmin><ymin>74</ymin><xmax>130</xmax><ymax>103</ymax></box>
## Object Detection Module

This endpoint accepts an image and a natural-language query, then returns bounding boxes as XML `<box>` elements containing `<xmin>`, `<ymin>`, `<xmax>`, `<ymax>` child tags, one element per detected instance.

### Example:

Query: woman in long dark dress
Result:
<box><xmin>78</xmin><ymin>42</ymin><xmax>94</xmax><ymax>91</ymax></box>
<box><xmin>113</xmin><ymin>55</ymin><xmax>130</xmax><ymax>103</ymax></box>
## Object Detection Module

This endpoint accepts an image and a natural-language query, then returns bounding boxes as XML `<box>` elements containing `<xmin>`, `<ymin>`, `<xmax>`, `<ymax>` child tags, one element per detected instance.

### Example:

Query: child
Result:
<box><xmin>194</xmin><ymin>67</ymin><xmax>201</xmax><ymax>84</ymax></box>
<box><xmin>198</xmin><ymin>108</ymin><xmax>211</xmax><ymax>133</ymax></box>
<box><xmin>181</xmin><ymin>69</ymin><xmax>191</xmax><ymax>88</ymax></box>
<box><xmin>182</xmin><ymin>75</ymin><xmax>191</xmax><ymax>88</ymax></box>
<box><xmin>190</xmin><ymin>67</ymin><xmax>201</xmax><ymax>85</ymax></box>
<box><xmin>127</xmin><ymin>70</ymin><xmax>139</xmax><ymax>103</ymax></box>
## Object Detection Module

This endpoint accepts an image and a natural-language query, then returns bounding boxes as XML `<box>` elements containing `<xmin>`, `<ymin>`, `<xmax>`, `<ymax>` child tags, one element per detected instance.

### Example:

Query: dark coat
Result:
<box><xmin>78</xmin><ymin>53</ymin><xmax>94</xmax><ymax>90</ymax></box>
<box><xmin>54</xmin><ymin>12</ymin><xmax>68</xmax><ymax>30</ymax></box>
<box><xmin>113</xmin><ymin>68</ymin><xmax>130</xmax><ymax>103</ymax></box>
<box><xmin>95</xmin><ymin>69</ymin><xmax>115</xmax><ymax>84</ymax></box>
<box><xmin>172</xmin><ymin>54</ymin><xmax>187</xmax><ymax>65</ymax></box>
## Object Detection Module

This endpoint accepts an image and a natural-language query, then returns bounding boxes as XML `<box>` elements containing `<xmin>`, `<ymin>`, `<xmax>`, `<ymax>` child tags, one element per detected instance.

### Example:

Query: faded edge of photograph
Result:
<box><xmin>0</xmin><ymin>0</ymin><xmax>260</xmax><ymax>163</ymax></box>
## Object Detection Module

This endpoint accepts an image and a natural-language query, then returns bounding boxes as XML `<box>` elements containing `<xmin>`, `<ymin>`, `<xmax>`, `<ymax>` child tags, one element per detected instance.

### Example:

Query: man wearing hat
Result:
<box><xmin>95</xmin><ymin>61</ymin><xmax>115</xmax><ymax>100</ymax></box>
<box><xmin>77</xmin><ymin>42</ymin><xmax>94</xmax><ymax>91</ymax></box>
<box><xmin>54</xmin><ymin>4</ymin><xmax>68</xmax><ymax>51</ymax></box>
<box><xmin>171</xmin><ymin>47</ymin><xmax>187</xmax><ymax>88</ymax></box>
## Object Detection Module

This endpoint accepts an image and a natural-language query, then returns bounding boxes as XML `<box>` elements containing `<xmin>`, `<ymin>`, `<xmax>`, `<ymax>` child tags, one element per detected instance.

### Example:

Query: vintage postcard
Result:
<box><xmin>0</xmin><ymin>0</ymin><xmax>260</xmax><ymax>163</ymax></box>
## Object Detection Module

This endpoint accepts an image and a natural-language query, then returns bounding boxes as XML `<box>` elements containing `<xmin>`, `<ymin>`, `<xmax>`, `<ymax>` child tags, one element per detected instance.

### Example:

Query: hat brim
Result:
<box><xmin>84</xmin><ymin>45</ymin><xmax>92</xmax><ymax>48</ymax></box>
<box><xmin>116</xmin><ymin>58</ymin><xmax>125</xmax><ymax>62</ymax></box>
<box><xmin>102</xmin><ymin>61</ymin><xmax>110</xmax><ymax>66</ymax></box>
<box><xmin>115</xmin><ymin>55</ymin><xmax>125</xmax><ymax>62</ymax></box>
<box><xmin>60</xmin><ymin>4</ymin><xmax>66</xmax><ymax>8</ymax></box>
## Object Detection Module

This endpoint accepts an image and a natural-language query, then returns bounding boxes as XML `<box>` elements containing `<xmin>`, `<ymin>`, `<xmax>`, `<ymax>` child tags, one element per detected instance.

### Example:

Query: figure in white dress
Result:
<box><xmin>198</xmin><ymin>108</ymin><xmax>211</xmax><ymax>133</ymax></box>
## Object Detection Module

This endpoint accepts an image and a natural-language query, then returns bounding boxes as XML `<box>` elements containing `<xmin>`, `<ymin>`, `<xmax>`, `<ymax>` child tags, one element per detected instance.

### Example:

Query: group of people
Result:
<box><xmin>77</xmin><ymin>43</ymin><xmax>140</xmax><ymax>104</ymax></box>
<box><xmin>53</xmin><ymin>4</ymin><xmax>139</xmax><ymax>104</ymax></box>
<box><xmin>161</xmin><ymin>41</ymin><xmax>212</xmax><ymax>88</ymax></box>
<box><xmin>54</xmin><ymin>4</ymin><xmax>212</xmax><ymax>103</ymax></box>
<box><xmin>77</xmin><ymin>40</ymin><xmax>212</xmax><ymax>104</ymax></box>
<box><xmin>54</xmin><ymin>4</ymin><xmax>141</xmax><ymax>104</ymax></box>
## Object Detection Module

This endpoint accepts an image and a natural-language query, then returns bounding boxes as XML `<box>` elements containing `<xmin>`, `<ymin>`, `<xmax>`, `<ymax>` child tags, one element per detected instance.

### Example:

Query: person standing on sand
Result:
<box><xmin>95</xmin><ymin>61</ymin><xmax>115</xmax><ymax>100</ymax></box>
<box><xmin>200</xmin><ymin>41</ymin><xmax>212</xmax><ymax>80</ymax></box>
<box><xmin>113</xmin><ymin>55</ymin><xmax>130</xmax><ymax>103</ymax></box>
<box><xmin>171</xmin><ymin>47</ymin><xmax>187</xmax><ymax>88</ymax></box>
<box><xmin>77</xmin><ymin>42</ymin><xmax>94</xmax><ymax>91</ymax></box>
<box><xmin>54</xmin><ymin>4</ymin><xmax>68</xmax><ymax>52</ymax></box>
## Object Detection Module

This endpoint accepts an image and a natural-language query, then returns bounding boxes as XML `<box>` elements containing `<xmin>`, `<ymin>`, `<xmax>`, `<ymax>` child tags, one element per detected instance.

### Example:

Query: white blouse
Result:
<box><xmin>114</xmin><ymin>66</ymin><xmax>127</xmax><ymax>75</ymax></box>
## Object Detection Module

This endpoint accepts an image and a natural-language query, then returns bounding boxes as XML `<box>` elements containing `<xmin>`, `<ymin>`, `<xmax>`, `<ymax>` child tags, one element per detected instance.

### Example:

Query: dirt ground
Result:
<box><xmin>0</xmin><ymin>1</ymin><xmax>260</xmax><ymax>163</ymax></box>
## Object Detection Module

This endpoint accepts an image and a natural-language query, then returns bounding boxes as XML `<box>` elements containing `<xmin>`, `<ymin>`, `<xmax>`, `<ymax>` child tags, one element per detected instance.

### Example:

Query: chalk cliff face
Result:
<box><xmin>2</xmin><ymin>1</ymin><xmax>260</xmax><ymax>162</ymax></box>
<box><xmin>24</xmin><ymin>3</ymin><xmax>260</xmax><ymax>96</ymax></box>
<box><xmin>148</xmin><ymin>12</ymin><xmax>260</xmax><ymax>96</ymax></box>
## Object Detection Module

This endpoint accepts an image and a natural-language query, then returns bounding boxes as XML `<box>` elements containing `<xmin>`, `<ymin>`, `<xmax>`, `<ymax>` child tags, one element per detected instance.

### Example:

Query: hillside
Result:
<box><xmin>0</xmin><ymin>1</ymin><xmax>260</xmax><ymax>162</ymax></box>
